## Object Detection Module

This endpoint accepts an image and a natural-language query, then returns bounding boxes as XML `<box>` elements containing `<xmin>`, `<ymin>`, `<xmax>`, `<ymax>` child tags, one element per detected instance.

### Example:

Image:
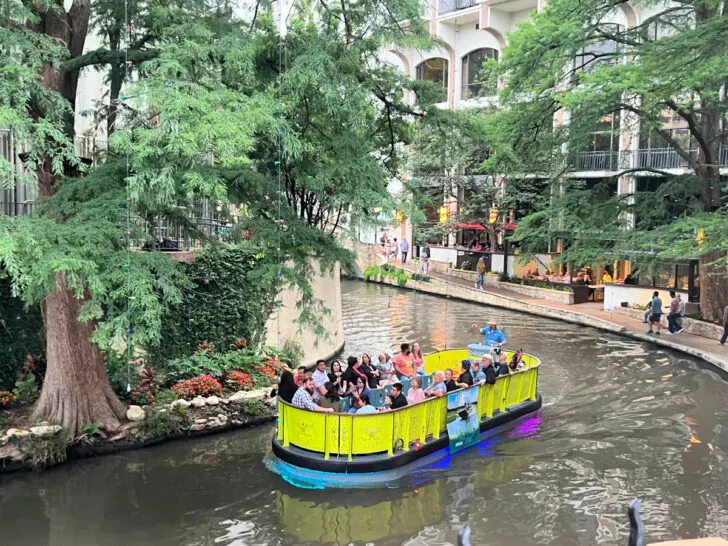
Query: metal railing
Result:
<box><xmin>634</xmin><ymin>147</ymin><xmax>698</xmax><ymax>170</ymax></box>
<box><xmin>439</xmin><ymin>0</ymin><xmax>477</xmax><ymax>15</ymax></box>
<box><xmin>574</xmin><ymin>150</ymin><xmax>620</xmax><ymax>171</ymax></box>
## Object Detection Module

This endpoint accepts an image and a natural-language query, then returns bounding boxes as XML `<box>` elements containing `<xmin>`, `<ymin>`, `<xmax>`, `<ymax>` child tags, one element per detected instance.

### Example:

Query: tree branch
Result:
<box><xmin>60</xmin><ymin>48</ymin><xmax>158</xmax><ymax>72</ymax></box>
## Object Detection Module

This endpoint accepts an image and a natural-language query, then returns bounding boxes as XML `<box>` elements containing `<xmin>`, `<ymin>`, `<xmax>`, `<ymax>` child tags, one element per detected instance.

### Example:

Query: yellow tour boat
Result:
<box><xmin>268</xmin><ymin>347</ymin><xmax>542</xmax><ymax>486</ymax></box>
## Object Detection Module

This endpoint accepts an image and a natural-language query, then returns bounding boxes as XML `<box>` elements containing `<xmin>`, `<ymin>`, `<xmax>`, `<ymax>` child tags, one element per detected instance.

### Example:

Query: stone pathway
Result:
<box><xmin>394</xmin><ymin>261</ymin><xmax>728</xmax><ymax>373</ymax></box>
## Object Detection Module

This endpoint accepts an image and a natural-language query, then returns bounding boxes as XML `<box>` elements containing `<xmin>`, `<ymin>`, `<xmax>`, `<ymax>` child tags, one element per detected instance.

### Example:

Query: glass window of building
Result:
<box><xmin>461</xmin><ymin>48</ymin><xmax>498</xmax><ymax>99</ymax></box>
<box><xmin>415</xmin><ymin>58</ymin><xmax>449</xmax><ymax>103</ymax></box>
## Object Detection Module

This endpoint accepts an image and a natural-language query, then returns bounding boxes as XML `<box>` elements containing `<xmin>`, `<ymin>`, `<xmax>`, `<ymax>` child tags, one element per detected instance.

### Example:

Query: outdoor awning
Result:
<box><xmin>452</xmin><ymin>222</ymin><xmax>486</xmax><ymax>231</ymax></box>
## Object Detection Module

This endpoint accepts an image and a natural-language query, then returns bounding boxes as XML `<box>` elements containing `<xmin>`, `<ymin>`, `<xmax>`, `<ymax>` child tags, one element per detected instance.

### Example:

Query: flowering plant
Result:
<box><xmin>254</xmin><ymin>359</ymin><xmax>286</xmax><ymax>382</ymax></box>
<box><xmin>0</xmin><ymin>390</ymin><xmax>15</xmax><ymax>408</ymax></box>
<box><xmin>130</xmin><ymin>367</ymin><xmax>163</xmax><ymax>405</ymax></box>
<box><xmin>227</xmin><ymin>370</ymin><xmax>254</xmax><ymax>391</ymax></box>
<box><xmin>171</xmin><ymin>374</ymin><xmax>223</xmax><ymax>400</ymax></box>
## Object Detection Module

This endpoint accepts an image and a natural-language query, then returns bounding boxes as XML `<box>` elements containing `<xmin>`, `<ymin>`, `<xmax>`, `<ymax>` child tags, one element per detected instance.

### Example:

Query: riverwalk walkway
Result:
<box><xmin>388</xmin><ymin>261</ymin><xmax>728</xmax><ymax>374</ymax></box>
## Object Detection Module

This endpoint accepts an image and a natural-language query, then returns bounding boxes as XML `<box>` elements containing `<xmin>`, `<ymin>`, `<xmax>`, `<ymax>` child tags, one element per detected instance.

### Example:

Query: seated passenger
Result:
<box><xmin>425</xmin><ymin>371</ymin><xmax>447</xmax><ymax>397</ymax></box>
<box><xmin>356</xmin><ymin>394</ymin><xmax>377</xmax><ymax>414</ymax></box>
<box><xmin>277</xmin><ymin>369</ymin><xmax>298</xmax><ymax>403</ymax></box>
<box><xmin>508</xmin><ymin>349</ymin><xmax>525</xmax><ymax>371</ymax></box>
<box><xmin>292</xmin><ymin>377</ymin><xmax>334</xmax><ymax>413</ymax></box>
<box><xmin>406</xmin><ymin>376</ymin><xmax>426</xmax><ymax>404</ymax></box>
<box><xmin>342</xmin><ymin>355</ymin><xmax>373</xmax><ymax>389</ymax></box>
<box><xmin>389</xmin><ymin>382</ymin><xmax>408</xmax><ymax>409</ymax></box>
<box><xmin>471</xmin><ymin>360</ymin><xmax>486</xmax><ymax>384</ymax></box>
<box><xmin>361</xmin><ymin>353</ymin><xmax>380</xmax><ymax>389</ymax></box>
<box><xmin>444</xmin><ymin>369</ymin><xmax>458</xmax><ymax>392</ymax></box>
<box><xmin>317</xmin><ymin>382</ymin><xmax>342</xmax><ymax>412</ymax></box>
<box><xmin>294</xmin><ymin>365</ymin><xmax>308</xmax><ymax>388</ymax></box>
<box><xmin>412</xmin><ymin>343</ymin><xmax>426</xmax><ymax>376</ymax></box>
<box><xmin>495</xmin><ymin>355</ymin><xmax>509</xmax><ymax>377</ymax></box>
<box><xmin>312</xmin><ymin>359</ymin><xmax>329</xmax><ymax>401</ymax></box>
<box><xmin>393</xmin><ymin>343</ymin><xmax>415</xmax><ymax>379</ymax></box>
<box><xmin>328</xmin><ymin>360</ymin><xmax>345</xmax><ymax>395</ymax></box>
<box><xmin>375</xmin><ymin>353</ymin><xmax>395</xmax><ymax>384</ymax></box>
<box><xmin>482</xmin><ymin>356</ymin><xmax>497</xmax><ymax>385</ymax></box>
<box><xmin>348</xmin><ymin>376</ymin><xmax>371</xmax><ymax>402</ymax></box>
<box><xmin>455</xmin><ymin>360</ymin><xmax>474</xmax><ymax>389</ymax></box>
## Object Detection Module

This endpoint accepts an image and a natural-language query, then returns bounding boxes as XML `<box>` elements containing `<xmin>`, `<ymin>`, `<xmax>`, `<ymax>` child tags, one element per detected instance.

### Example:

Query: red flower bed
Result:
<box><xmin>227</xmin><ymin>370</ymin><xmax>254</xmax><ymax>391</ymax></box>
<box><xmin>255</xmin><ymin>359</ymin><xmax>286</xmax><ymax>382</ymax></box>
<box><xmin>0</xmin><ymin>390</ymin><xmax>15</xmax><ymax>408</ymax></box>
<box><xmin>171</xmin><ymin>374</ymin><xmax>223</xmax><ymax>400</ymax></box>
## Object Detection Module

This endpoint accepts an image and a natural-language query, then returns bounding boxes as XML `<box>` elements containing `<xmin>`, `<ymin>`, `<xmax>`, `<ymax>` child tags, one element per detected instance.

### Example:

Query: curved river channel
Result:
<box><xmin>2</xmin><ymin>280</ymin><xmax>728</xmax><ymax>545</ymax></box>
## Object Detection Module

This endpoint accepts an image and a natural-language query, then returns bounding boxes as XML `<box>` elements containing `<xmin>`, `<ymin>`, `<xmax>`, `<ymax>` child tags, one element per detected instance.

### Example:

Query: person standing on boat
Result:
<box><xmin>393</xmin><ymin>343</ymin><xmax>415</xmax><ymax>379</ymax></box>
<box><xmin>472</xmin><ymin>319</ymin><xmax>507</xmax><ymax>348</ymax></box>
<box><xmin>292</xmin><ymin>377</ymin><xmax>335</xmax><ymax>413</ymax></box>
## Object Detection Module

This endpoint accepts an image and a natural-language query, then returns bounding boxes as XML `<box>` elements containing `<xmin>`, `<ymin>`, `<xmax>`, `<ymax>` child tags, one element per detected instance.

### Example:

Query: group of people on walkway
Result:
<box><xmin>644</xmin><ymin>290</ymin><xmax>685</xmax><ymax>335</ymax></box>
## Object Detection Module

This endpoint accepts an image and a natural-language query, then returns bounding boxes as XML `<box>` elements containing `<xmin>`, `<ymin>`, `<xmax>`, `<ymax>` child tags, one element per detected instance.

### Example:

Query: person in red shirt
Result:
<box><xmin>393</xmin><ymin>343</ymin><xmax>415</xmax><ymax>379</ymax></box>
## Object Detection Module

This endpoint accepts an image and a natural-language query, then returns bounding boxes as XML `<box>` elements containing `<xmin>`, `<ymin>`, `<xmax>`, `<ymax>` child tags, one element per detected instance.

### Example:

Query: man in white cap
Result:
<box><xmin>472</xmin><ymin>319</ymin><xmax>507</xmax><ymax>348</ymax></box>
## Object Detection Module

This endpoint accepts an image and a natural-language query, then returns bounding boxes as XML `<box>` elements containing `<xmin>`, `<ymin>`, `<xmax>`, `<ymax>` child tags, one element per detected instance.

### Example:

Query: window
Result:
<box><xmin>590</xmin><ymin>115</ymin><xmax>619</xmax><ymax>152</ymax></box>
<box><xmin>574</xmin><ymin>24</ymin><xmax>623</xmax><ymax>74</ymax></box>
<box><xmin>461</xmin><ymin>48</ymin><xmax>498</xmax><ymax>99</ymax></box>
<box><xmin>416</xmin><ymin>58</ymin><xmax>449</xmax><ymax>104</ymax></box>
<box><xmin>416</xmin><ymin>58</ymin><xmax>448</xmax><ymax>87</ymax></box>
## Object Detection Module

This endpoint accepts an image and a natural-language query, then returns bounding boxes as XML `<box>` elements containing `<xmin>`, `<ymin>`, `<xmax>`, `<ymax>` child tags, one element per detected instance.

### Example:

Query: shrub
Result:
<box><xmin>396</xmin><ymin>272</ymin><xmax>408</xmax><ymax>286</ymax></box>
<box><xmin>0</xmin><ymin>390</ymin><xmax>16</xmax><ymax>409</ymax></box>
<box><xmin>411</xmin><ymin>273</ymin><xmax>431</xmax><ymax>282</ymax></box>
<box><xmin>227</xmin><ymin>370</ymin><xmax>254</xmax><ymax>391</ymax></box>
<box><xmin>138</xmin><ymin>406</ymin><xmax>192</xmax><ymax>439</ymax></box>
<box><xmin>171</xmin><ymin>374</ymin><xmax>223</xmax><ymax>400</ymax></box>
<box><xmin>160</xmin><ymin>348</ymin><xmax>264</xmax><ymax>384</ymax></box>
<box><xmin>149</xmin><ymin>244</ymin><xmax>278</xmax><ymax>362</ymax></box>
<box><xmin>0</xmin><ymin>277</ymin><xmax>44</xmax><ymax>391</ymax></box>
<box><xmin>28</xmin><ymin>432</ymin><xmax>69</xmax><ymax>469</ymax></box>
<box><xmin>503</xmin><ymin>276</ymin><xmax>574</xmax><ymax>293</ymax></box>
<box><xmin>363</xmin><ymin>264</ymin><xmax>380</xmax><ymax>282</ymax></box>
<box><xmin>130</xmin><ymin>367</ymin><xmax>164</xmax><ymax>405</ymax></box>
<box><xmin>13</xmin><ymin>372</ymin><xmax>39</xmax><ymax>405</ymax></box>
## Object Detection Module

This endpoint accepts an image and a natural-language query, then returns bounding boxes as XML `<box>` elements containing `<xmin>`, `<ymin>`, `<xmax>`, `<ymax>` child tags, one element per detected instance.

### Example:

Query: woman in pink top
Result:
<box><xmin>412</xmin><ymin>343</ymin><xmax>425</xmax><ymax>376</ymax></box>
<box><xmin>407</xmin><ymin>376</ymin><xmax>426</xmax><ymax>404</ymax></box>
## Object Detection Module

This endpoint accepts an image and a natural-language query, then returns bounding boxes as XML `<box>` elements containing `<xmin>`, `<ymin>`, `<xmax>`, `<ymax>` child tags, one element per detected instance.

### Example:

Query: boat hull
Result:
<box><xmin>271</xmin><ymin>394</ymin><xmax>542</xmax><ymax>474</ymax></box>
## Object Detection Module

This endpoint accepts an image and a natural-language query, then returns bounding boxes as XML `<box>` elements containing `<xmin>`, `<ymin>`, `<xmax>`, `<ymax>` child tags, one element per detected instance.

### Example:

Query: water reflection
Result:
<box><xmin>1</xmin><ymin>280</ymin><xmax>728</xmax><ymax>545</ymax></box>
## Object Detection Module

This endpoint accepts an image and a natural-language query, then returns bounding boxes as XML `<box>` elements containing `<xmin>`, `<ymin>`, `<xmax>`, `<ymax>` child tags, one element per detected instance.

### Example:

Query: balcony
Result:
<box><xmin>634</xmin><ymin>147</ymin><xmax>698</xmax><ymax>170</ymax></box>
<box><xmin>439</xmin><ymin>0</ymin><xmax>477</xmax><ymax>15</ymax></box>
<box><xmin>574</xmin><ymin>150</ymin><xmax>619</xmax><ymax>171</ymax></box>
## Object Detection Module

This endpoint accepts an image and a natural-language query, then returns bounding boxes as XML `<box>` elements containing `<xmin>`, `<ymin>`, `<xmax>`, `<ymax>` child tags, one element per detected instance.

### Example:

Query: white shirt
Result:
<box><xmin>312</xmin><ymin>369</ymin><xmax>328</xmax><ymax>401</ymax></box>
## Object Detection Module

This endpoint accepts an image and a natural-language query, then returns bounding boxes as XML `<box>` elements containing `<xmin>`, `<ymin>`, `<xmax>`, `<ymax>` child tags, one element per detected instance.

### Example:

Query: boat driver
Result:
<box><xmin>471</xmin><ymin>319</ymin><xmax>507</xmax><ymax>349</ymax></box>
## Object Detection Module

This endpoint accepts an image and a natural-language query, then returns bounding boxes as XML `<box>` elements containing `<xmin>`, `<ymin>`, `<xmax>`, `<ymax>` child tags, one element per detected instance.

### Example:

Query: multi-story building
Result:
<box><xmin>385</xmin><ymin>0</ymin><xmax>716</xmax><ymax>305</ymax></box>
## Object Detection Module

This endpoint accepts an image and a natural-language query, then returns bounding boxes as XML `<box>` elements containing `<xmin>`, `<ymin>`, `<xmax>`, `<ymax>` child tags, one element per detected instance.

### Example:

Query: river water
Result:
<box><xmin>2</xmin><ymin>280</ymin><xmax>728</xmax><ymax>545</ymax></box>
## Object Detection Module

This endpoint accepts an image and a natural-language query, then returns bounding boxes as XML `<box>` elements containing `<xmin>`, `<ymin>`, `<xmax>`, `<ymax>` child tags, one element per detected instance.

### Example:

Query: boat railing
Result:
<box><xmin>277</xmin><ymin>349</ymin><xmax>540</xmax><ymax>460</ymax></box>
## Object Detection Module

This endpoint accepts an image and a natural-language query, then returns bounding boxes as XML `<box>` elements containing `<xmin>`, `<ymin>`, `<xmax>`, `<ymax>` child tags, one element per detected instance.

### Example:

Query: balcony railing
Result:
<box><xmin>439</xmin><ymin>0</ymin><xmax>477</xmax><ymax>15</ymax></box>
<box><xmin>634</xmin><ymin>147</ymin><xmax>698</xmax><ymax>170</ymax></box>
<box><xmin>574</xmin><ymin>150</ymin><xmax>619</xmax><ymax>171</ymax></box>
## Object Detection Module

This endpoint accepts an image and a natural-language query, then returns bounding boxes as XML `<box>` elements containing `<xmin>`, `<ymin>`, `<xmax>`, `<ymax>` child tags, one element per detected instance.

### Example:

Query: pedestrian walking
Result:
<box><xmin>721</xmin><ymin>303</ymin><xmax>728</xmax><ymax>346</ymax></box>
<box><xmin>400</xmin><ymin>238</ymin><xmax>409</xmax><ymax>265</ymax></box>
<box><xmin>666</xmin><ymin>291</ymin><xmax>684</xmax><ymax>335</ymax></box>
<box><xmin>419</xmin><ymin>243</ymin><xmax>430</xmax><ymax>274</ymax></box>
<box><xmin>647</xmin><ymin>291</ymin><xmax>662</xmax><ymax>335</ymax></box>
<box><xmin>475</xmin><ymin>256</ymin><xmax>487</xmax><ymax>290</ymax></box>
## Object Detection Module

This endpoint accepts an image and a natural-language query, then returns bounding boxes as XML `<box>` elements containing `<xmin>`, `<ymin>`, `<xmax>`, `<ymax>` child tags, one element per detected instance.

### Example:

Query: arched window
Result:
<box><xmin>461</xmin><ymin>48</ymin><xmax>498</xmax><ymax>99</ymax></box>
<box><xmin>416</xmin><ymin>58</ymin><xmax>448</xmax><ymax>87</ymax></box>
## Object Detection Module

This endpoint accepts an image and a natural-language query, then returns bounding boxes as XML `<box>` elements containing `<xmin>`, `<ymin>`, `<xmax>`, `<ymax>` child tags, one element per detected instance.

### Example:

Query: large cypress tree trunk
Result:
<box><xmin>27</xmin><ymin>2</ymin><xmax>127</xmax><ymax>435</ymax></box>
<box><xmin>33</xmin><ymin>276</ymin><xmax>127</xmax><ymax>436</ymax></box>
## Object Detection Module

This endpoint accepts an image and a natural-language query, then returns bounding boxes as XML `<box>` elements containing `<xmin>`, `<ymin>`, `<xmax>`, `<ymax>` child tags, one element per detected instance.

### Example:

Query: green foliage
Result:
<box><xmin>276</xmin><ymin>341</ymin><xmax>303</xmax><ymax>369</ymax></box>
<box><xmin>159</xmin><ymin>349</ymin><xmax>264</xmax><ymax>384</ymax></box>
<box><xmin>13</xmin><ymin>372</ymin><xmax>39</xmax><ymax>405</ymax></box>
<box><xmin>363</xmin><ymin>264</ymin><xmax>408</xmax><ymax>286</ymax></box>
<box><xmin>27</xmin><ymin>432</ymin><xmax>70</xmax><ymax>469</ymax></box>
<box><xmin>0</xmin><ymin>278</ymin><xmax>44</xmax><ymax>390</ymax></box>
<box><xmin>149</xmin><ymin>244</ymin><xmax>278</xmax><ymax>362</ymax></box>
<box><xmin>410</xmin><ymin>273</ymin><xmax>431</xmax><ymax>282</ymax></box>
<box><xmin>363</xmin><ymin>265</ymin><xmax>380</xmax><ymax>282</ymax></box>
<box><xmin>395</xmin><ymin>272</ymin><xmax>408</xmax><ymax>287</ymax></box>
<box><xmin>153</xmin><ymin>389</ymin><xmax>178</xmax><ymax>406</ymax></box>
<box><xmin>137</xmin><ymin>405</ymin><xmax>192</xmax><ymax>439</ymax></box>
<box><xmin>104</xmin><ymin>350</ymin><xmax>132</xmax><ymax>401</ymax></box>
